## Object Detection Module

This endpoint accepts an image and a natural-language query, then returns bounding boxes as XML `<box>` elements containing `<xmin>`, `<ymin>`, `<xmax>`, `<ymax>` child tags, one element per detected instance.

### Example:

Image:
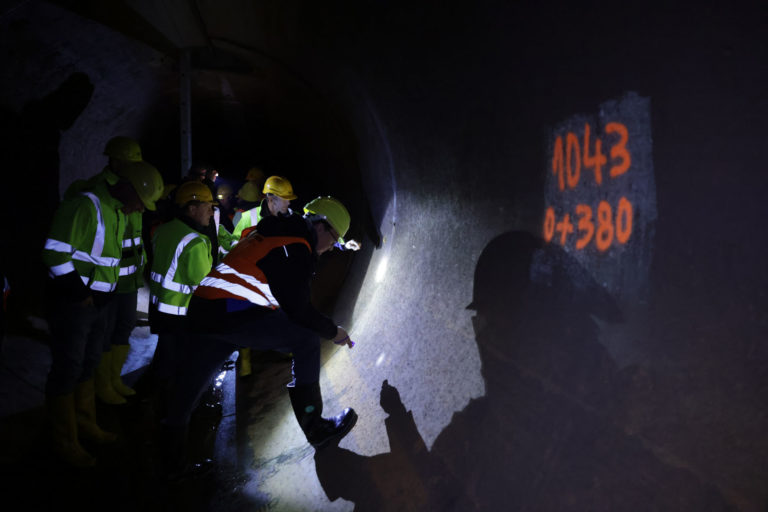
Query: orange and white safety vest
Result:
<box><xmin>194</xmin><ymin>231</ymin><xmax>310</xmax><ymax>309</ymax></box>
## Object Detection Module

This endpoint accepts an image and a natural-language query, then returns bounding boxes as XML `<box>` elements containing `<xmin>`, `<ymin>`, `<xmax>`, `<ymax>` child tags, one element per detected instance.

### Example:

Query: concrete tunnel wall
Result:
<box><xmin>1</xmin><ymin>1</ymin><xmax>768</xmax><ymax>510</ymax></box>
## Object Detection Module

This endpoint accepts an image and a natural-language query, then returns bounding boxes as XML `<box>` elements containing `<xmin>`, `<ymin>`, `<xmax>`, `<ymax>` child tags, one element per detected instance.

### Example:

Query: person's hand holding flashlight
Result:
<box><xmin>332</xmin><ymin>326</ymin><xmax>355</xmax><ymax>348</ymax></box>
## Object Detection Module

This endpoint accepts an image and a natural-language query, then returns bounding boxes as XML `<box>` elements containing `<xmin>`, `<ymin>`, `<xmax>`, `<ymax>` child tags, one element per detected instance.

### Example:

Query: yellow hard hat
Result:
<box><xmin>216</xmin><ymin>183</ymin><xmax>234</xmax><ymax>201</ymax></box>
<box><xmin>236</xmin><ymin>181</ymin><xmax>262</xmax><ymax>202</ymax></box>
<box><xmin>245</xmin><ymin>167</ymin><xmax>265</xmax><ymax>182</ymax></box>
<box><xmin>263</xmin><ymin>175</ymin><xmax>297</xmax><ymax>200</ymax></box>
<box><xmin>116</xmin><ymin>161</ymin><xmax>163</xmax><ymax>211</ymax></box>
<box><xmin>304</xmin><ymin>196</ymin><xmax>350</xmax><ymax>243</ymax></box>
<box><xmin>175</xmin><ymin>181</ymin><xmax>218</xmax><ymax>206</ymax></box>
<box><xmin>103</xmin><ymin>136</ymin><xmax>142</xmax><ymax>162</ymax></box>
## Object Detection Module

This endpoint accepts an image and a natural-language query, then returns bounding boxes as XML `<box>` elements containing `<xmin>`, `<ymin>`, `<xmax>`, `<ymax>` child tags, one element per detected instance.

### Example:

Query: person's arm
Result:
<box><xmin>217</xmin><ymin>223</ymin><xmax>236</xmax><ymax>254</ymax></box>
<box><xmin>42</xmin><ymin>196</ymin><xmax>96</xmax><ymax>303</ymax></box>
<box><xmin>177</xmin><ymin>237</ymin><xmax>214</xmax><ymax>287</ymax></box>
<box><xmin>232</xmin><ymin>210</ymin><xmax>253</xmax><ymax>240</ymax></box>
<box><xmin>260</xmin><ymin>242</ymin><xmax>338</xmax><ymax>339</ymax></box>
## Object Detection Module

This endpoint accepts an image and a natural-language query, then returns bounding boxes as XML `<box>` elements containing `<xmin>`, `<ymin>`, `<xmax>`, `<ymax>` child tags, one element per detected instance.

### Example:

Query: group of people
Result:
<box><xmin>41</xmin><ymin>135</ymin><xmax>359</xmax><ymax>475</ymax></box>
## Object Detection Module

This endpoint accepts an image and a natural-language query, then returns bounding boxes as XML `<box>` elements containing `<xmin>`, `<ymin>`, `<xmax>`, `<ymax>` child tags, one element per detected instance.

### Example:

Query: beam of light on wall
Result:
<box><xmin>375</xmin><ymin>352</ymin><xmax>386</xmax><ymax>367</ymax></box>
<box><xmin>375</xmin><ymin>255</ymin><xmax>389</xmax><ymax>283</ymax></box>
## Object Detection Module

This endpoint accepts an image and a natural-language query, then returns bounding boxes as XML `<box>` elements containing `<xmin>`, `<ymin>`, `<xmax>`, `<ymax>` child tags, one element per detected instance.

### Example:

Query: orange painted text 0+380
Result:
<box><xmin>543</xmin><ymin>198</ymin><xmax>633</xmax><ymax>251</ymax></box>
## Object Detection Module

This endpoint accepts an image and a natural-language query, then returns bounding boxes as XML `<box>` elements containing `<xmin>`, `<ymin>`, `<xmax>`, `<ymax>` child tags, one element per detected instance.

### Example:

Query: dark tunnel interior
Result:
<box><xmin>136</xmin><ymin>56</ymin><xmax>379</xmax><ymax>320</ymax></box>
<box><xmin>1</xmin><ymin>1</ymin><xmax>768</xmax><ymax>511</ymax></box>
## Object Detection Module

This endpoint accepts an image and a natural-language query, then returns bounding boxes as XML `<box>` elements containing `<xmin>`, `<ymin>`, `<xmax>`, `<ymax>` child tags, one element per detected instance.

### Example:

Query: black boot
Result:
<box><xmin>288</xmin><ymin>382</ymin><xmax>357</xmax><ymax>449</ymax></box>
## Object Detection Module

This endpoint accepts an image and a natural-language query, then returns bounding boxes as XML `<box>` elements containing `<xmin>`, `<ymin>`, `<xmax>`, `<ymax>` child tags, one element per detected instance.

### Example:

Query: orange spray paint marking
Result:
<box><xmin>552</xmin><ymin>136</ymin><xmax>565</xmax><ymax>191</ymax></box>
<box><xmin>606</xmin><ymin>122</ymin><xmax>631</xmax><ymax>178</ymax></box>
<box><xmin>583</xmin><ymin>123</ymin><xmax>606</xmax><ymax>185</ymax></box>
<box><xmin>595</xmin><ymin>200</ymin><xmax>614</xmax><ymax>251</ymax></box>
<box><xmin>555</xmin><ymin>213</ymin><xmax>574</xmax><ymax>246</ymax></box>
<box><xmin>615</xmin><ymin>197</ymin><xmax>633</xmax><ymax>244</ymax></box>
<box><xmin>546</xmin><ymin>121</ymin><xmax>636</xmax><ymax>250</ymax></box>
<box><xmin>543</xmin><ymin>207</ymin><xmax>556</xmax><ymax>242</ymax></box>
<box><xmin>566</xmin><ymin>132</ymin><xmax>581</xmax><ymax>189</ymax></box>
<box><xmin>574</xmin><ymin>204</ymin><xmax>594</xmax><ymax>249</ymax></box>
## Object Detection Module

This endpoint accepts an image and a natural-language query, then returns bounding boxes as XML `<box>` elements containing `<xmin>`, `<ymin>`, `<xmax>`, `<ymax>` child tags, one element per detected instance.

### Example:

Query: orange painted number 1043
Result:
<box><xmin>552</xmin><ymin>122</ymin><xmax>631</xmax><ymax>191</ymax></box>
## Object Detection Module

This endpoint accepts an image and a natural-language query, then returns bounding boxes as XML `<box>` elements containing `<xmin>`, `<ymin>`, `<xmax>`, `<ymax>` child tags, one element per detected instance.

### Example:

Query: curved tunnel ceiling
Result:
<box><xmin>2</xmin><ymin>1</ymin><xmax>768</xmax><ymax>510</ymax></box>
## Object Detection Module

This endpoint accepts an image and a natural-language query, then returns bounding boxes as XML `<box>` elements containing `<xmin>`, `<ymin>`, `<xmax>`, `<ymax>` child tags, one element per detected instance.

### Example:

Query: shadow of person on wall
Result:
<box><xmin>426</xmin><ymin>230</ymin><xmax>735</xmax><ymax>510</ymax></box>
<box><xmin>0</xmin><ymin>71</ymin><xmax>94</xmax><ymax>332</ymax></box>
<box><xmin>315</xmin><ymin>230</ymin><xmax>736</xmax><ymax>511</ymax></box>
<box><xmin>314</xmin><ymin>379</ymin><xmax>472</xmax><ymax>511</ymax></box>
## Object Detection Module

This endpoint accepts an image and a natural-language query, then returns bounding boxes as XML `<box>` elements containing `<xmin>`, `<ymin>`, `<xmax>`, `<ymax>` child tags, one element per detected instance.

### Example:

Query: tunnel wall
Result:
<box><xmin>0</xmin><ymin>1</ymin><xmax>173</xmax><ymax>192</ymax></box>
<box><xmin>0</xmin><ymin>1</ymin><xmax>176</xmax><ymax>319</ymax></box>
<box><xmin>1</xmin><ymin>2</ymin><xmax>767</xmax><ymax>509</ymax></box>
<box><xmin>276</xmin><ymin>4</ymin><xmax>768</xmax><ymax>508</ymax></box>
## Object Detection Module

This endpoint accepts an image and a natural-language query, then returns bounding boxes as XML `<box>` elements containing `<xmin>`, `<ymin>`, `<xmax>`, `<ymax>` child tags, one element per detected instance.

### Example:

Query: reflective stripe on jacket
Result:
<box><xmin>149</xmin><ymin>218</ymin><xmax>213</xmax><ymax>316</ymax></box>
<box><xmin>214</xmin><ymin>206</ymin><xmax>236</xmax><ymax>258</ymax></box>
<box><xmin>116</xmin><ymin>210</ymin><xmax>146</xmax><ymax>293</ymax></box>
<box><xmin>218</xmin><ymin>222</ymin><xmax>236</xmax><ymax>256</ymax></box>
<box><xmin>42</xmin><ymin>181</ymin><xmax>125</xmax><ymax>294</ymax></box>
<box><xmin>231</xmin><ymin>206</ymin><xmax>262</xmax><ymax>241</ymax></box>
<box><xmin>194</xmin><ymin>232</ymin><xmax>310</xmax><ymax>308</ymax></box>
<box><xmin>64</xmin><ymin>166</ymin><xmax>145</xmax><ymax>293</ymax></box>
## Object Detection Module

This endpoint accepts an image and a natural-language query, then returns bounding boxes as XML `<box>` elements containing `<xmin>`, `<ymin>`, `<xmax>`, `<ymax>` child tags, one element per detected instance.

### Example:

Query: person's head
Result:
<box><xmin>312</xmin><ymin>220</ymin><xmax>341</xmax><ymax>255</ymax></box>
<box><xmin>103</xmin><ymin>136</ymin><xmax>142</xmax><ymax>174</ymax></box>
<box><xmin>175</xmin><ymin>181</ymin><xmax>217</xmax><ymax>227</ymax></box>
<box><xmin>205</xmin><ymin>168</ymin><xmax>219</xmax><ymax>183</ymax></box>
<box><xmin>262</xmin><ymin>176</ymin><xmax>297</xmax><ymax>215</ymax></box>
<box><xmin>236</xmin><ymin>181</ymin><xmax>262</xmax><ymax>205</ymax></box>
<box><xmin>303</xmin><ymin>196</ymin><xmax>350</xmax><ymax>255</ymax></box>
<box><xmin>113</xmin><ymin>160</ymin><xmax>164</xmax><ymax>214</ymax></box>
<box><xmin>245</xmin><ymin>166</ymin><xmax>265</xmax><ymax>184</ymax></box>
<box><xmin>187</xmin><ymin>163</ymin><xmax>207</xmax><ymax>182</ymax></box>
<box><xmin>216</xmin><ymin>183</ymin><xmax>234</xmax><ymax>208</ymax></box>
<box><xmin>266</xmin><ymin>194</ymin><xmax>291</xmax><ymax>215</ymax></box>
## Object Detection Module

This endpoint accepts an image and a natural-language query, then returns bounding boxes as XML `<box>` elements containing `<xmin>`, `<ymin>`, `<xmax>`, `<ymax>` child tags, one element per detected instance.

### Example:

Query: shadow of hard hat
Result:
<box><xmin>467</xmin><ymin>230</ymin><xmax>542</xmax><ymax>311</ymax></box>
<box><xmin>467</xmin><ymin>230</ymin><xmax>623</xmax><ymax>323</ymax></box>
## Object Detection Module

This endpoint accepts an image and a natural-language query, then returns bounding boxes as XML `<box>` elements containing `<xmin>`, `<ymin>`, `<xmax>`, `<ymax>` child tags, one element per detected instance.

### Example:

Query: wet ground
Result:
<box><xmin>0</xmin><ymin>317</ymin><xmax>295</xmax><ymax>512</ymax></box>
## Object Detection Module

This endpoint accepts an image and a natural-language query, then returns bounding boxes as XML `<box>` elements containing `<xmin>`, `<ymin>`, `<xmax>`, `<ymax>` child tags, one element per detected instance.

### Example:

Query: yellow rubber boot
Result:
<box><xmin>47</xmin><ymin>393</ymin><xmax>96</xmax><ymax>468</ymax></box>
<box><xmin>239</xmin><ymin>347</ymin><xmax>252</xmax><ymax>378</ymax></box>
<box><xmin>74</xmin><ymin>379</ymin><xmax>118</xmax><ymax>444</ymax></box>
<box><xmin>94</xmin><ymin>350</ymin><xmax>127</xmax><ymax>405</ymax></box>
<box><xmin>111</xmin><ymin>344</ymin><xmax>136</xmax><ymax>396</ymax></box>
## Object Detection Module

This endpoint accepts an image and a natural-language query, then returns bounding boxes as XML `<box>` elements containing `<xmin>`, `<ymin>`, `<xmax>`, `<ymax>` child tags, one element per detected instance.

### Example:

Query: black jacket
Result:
<box><xmin>189</xmin><ymin>214</ymin><xmax>337</xmax><ymax>339</ymax></box>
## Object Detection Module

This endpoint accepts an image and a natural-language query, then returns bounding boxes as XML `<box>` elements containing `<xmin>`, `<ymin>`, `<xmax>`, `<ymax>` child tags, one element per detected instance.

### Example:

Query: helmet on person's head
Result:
<box><xmin>303</xmin><ymin>196</ymin><xmax>350</xmax><ymax>244</ymax></box>
<box><xmin>236</xmin><ymin>181</ymin><xmax>261</xmax><ymax>202</ymax></box>
<box><xmin>262</xmin><ymin>176</ymin><xmax>297</xmax><ymax>200</ymax></box>
<box><xmin>216</xmin><ymin>183</ymin><xmax>234</xmax><ymax>201</ymax></box>
<box><xmin>115</xmin><ymin>161</ymin><xmax>163</xmax><ymax>211</ymax></box>
<box><xmin>245</xmin><ymin>167</ymin><xmax>265</xmax><ymax>182</ymax></box>
<box><xmin>104</xmin><ymin>136</ymin><xmax>142</xmax><ymax>162</ymax></box>
<box><xmin>175</xmin><ymin>181</ymin><xmax>218</xmax><ymax>206</ymax></box>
